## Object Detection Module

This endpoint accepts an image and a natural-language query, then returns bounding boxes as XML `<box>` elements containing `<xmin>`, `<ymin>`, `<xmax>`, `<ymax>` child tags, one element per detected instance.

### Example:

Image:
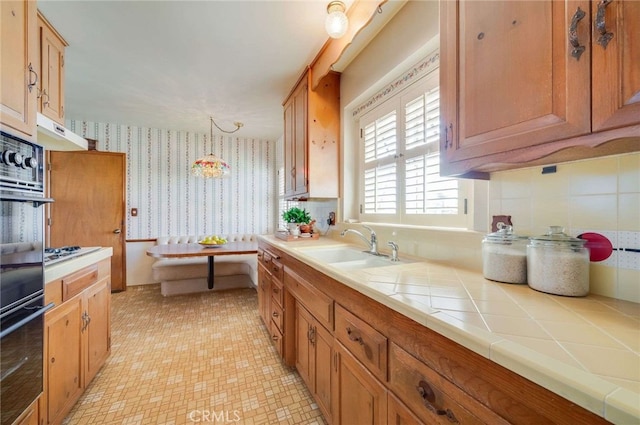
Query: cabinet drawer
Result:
<box><xmin>271</xmin><ymin>279</ymin><xmax>283</xmax><ymax>308</ymax></box>
<box><xmin>62</xmin><ymin>265</ymin><xmax>98</xmax><ymax>301</ymax></box>
<box><xmin>270</xmin><ymin>259</ymin><xmax>284</xmax><ymax>282</ymax></box>
<box><xmin>335</xmin><ymin>303</ymin><xmax>387</xmax><ymax>381</ymax></box>
<box><xmin>389</xmin><ymin>343</ymin><xmax>506</xmax><ymax>425</ymax></box>
<box><xmin>269</xmin><ymin>320</ymin><xmax>283</xmax><ymax>357</ymax></box>
<box><xmin>284</xmin><ymin>269</ymin><xmax>333</xmax><ymax>331</ymax></box>
<box><xmin>270</xmin><ymin>300</ymin><xmax>284</xmax><ymax>332</ymax></box>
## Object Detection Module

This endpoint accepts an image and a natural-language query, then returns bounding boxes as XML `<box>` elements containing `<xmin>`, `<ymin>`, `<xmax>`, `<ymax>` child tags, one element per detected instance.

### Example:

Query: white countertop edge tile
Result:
<box><xmin>45</xmin><ymin>247</ymin><xmax>114</xmax><ymax>282</ymax></box>
<box><xmin>604</xmin><ymin>387</ymin><xmax>640</xmax><ymax>424</ymax></box>
<box><xmin>490</xmin><ymin>339</ymin><xmax>617</xmax><ymax>418</ymax></box>
<box><xmin>427</xmin><ymin>311</ymin><xmax>504</xmax><ymax>358</ymax></box>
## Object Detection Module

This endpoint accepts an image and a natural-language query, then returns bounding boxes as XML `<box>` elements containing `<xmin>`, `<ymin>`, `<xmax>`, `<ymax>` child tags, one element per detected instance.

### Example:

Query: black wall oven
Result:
<box><xmin>1</xmin><ymin>131</ymin><xmax>54</xmax><ymax>425</ymax></box>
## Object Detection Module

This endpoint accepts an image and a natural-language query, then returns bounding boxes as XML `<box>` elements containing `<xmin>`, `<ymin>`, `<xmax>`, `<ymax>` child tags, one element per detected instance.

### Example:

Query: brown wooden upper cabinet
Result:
<box><xmin>38</xmin><ymin>11</ymin><xmax>68</xmax><ymax>125</ymax></box>
<box><xmin>283</xmin><ymin>69</ymin><xmax>340</xmax><ymax>199</ymax></box>
<box><xmin>0</xmin><ymin>0</ymin><xmax>38</xmax><ymax>140</ymax></box>
<box><xmin>440</xmin><ymin>0</ymin><xmax>640</xmax><ymax>178</ymax></box>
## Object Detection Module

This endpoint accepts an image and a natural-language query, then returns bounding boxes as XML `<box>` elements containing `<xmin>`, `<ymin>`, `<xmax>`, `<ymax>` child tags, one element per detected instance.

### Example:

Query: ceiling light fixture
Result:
<box><xmin>191</xmin><ymin>117</ymin><xmax>234</xmax><ymax>178</ymax></box>
<box><xmin>325</xmin><ymin>1</ymin><xmax>349</xmax><ymax>39</ymax></box>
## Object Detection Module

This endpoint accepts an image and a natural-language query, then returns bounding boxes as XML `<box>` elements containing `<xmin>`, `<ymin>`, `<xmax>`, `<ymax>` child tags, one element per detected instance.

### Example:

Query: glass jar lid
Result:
<box><xmin>529</xmin><ymin>226</ymin><xmax>586</xmax><ymax>247</ymax></box>
<box><xmin>484</xmin><ymin>222</ymin><xmax>523</xmax><ymax>243</ymax></box>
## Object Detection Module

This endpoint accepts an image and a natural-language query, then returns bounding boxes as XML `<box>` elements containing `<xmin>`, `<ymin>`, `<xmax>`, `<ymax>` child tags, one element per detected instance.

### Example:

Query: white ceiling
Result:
<box><xmin>37</xmin><ymin>0</ymin><xmax>367</xmax><ymax>140</ymax></box>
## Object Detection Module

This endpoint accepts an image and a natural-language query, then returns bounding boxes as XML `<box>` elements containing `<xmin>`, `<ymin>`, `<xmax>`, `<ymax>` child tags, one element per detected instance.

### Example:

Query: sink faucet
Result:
<box><xmin>340</xmin><ymin>225</ymin><xmax>386</xmax><ymax>257</ymax></box>
<box><xmin>387</xmin><ymin>241</ymin><xmax>399</xmax><ymax>262</ymax></box>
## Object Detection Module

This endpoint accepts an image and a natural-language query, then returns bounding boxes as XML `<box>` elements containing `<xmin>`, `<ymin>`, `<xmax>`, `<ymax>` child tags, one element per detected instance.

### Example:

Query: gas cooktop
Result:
<box><xmin>44</xmin><ymin>246</ymin><xmax>102</xmax><ymax>266</ymax></box>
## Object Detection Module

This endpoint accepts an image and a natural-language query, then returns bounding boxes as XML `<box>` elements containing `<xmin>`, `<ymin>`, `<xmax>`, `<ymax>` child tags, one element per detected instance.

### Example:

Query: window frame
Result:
<box><xmin>358</xmin><ymin>68</ymin><xmax>469</xmax><ymax>228</ymax></box>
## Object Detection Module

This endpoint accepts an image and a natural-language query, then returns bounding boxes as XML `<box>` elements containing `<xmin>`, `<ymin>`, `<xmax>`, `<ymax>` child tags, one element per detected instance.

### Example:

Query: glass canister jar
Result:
<box><xmin>527</xmin><ymin>226</ymin><xmax>589</xmax><ymax>296</ymax></box>
<box><xmin>482</xmin><ymin>223</ymin><xmax>528</xmax><ymax>284</ymax></box>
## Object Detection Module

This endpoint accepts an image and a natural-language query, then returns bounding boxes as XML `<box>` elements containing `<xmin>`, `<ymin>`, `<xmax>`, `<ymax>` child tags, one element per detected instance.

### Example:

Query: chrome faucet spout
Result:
<box><xmin>340</xmin><ymin>226</ymin><xmax>385</xmax><ymax>256</ymax></box>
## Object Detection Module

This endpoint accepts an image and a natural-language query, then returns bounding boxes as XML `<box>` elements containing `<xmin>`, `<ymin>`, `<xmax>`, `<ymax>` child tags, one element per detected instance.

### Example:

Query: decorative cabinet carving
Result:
<box><xmin>0</xmin><ymin>0</ymin><xmax>38</xmax><ymax>140</ymax></box>
<box><xmin>283</xmin><ymin>69</ymin><xmax>340</xmax><ymax>199</ymax></box>
<box><xmin>38</xmin><ymin>11</ymin><xmax>67</xmax><ymax>125</ymax></box>
<box><xmin>44</xmin><ymin>258</ymin><xmax>111</xmax><ymax>425</ymax></box>
<box><xmin>440</xmin><ymin>0</ymin><xmax>640</xmax><ymax>178</ymax></box>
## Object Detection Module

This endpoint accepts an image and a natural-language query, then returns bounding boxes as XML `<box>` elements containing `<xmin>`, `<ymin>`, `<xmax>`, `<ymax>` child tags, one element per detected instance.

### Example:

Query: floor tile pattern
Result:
<box><xmin>63</xmin><ymin>285</ymin><xmax>326</xmax><ymax>425</ymax></box>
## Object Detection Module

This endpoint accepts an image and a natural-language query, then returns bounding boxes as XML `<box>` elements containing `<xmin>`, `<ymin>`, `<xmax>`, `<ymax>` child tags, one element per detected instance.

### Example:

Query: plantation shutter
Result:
<box><xmin>363</xmin><ymin>110</ymin><xmax>397</xmax><ymax>214</ymax></box>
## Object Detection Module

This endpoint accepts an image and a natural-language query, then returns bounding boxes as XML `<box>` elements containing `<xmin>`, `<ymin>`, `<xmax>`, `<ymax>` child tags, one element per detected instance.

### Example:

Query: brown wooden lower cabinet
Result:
<box><xmin>295</xmin><ymin>302</ymin><xmax>333</xmax><ymax>421</ymax></box>
<box><xmin>259</xmin><ymin>239</ymin><xmax>613</xmax><ymax>425</ymax></box>
<box><xmin>332</xmin><ymin>341</ymin><xmax>387</xmax><ymax>425</ymax></box>
<box><xmin>43</xmin><ymin>258</ymin><xmax>111</xmax><ymax>425</ymax></box>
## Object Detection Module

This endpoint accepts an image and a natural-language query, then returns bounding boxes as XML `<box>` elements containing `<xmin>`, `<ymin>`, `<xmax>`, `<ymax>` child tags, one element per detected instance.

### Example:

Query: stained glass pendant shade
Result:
<box><xmin>191</xmin><ymin>117</ymin><xmax>236</xmax><ymax>178</ymax></box>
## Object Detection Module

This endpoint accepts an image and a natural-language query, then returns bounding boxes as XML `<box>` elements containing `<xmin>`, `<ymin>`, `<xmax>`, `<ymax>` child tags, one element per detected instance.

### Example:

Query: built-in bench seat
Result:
<box><xmin>151</xmin><ymin>235</ymin><xmax>257</xmax><ymax>296</ymax></box>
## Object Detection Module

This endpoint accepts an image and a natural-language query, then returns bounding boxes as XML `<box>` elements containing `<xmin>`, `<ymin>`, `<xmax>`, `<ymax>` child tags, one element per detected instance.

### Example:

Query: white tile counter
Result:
<box><xmin>45</xmin><ymin>247</ymin><xmax>113</xmax><ymax>283</ymax></box>
<box><xmin>259</xmin><ymin>235</ymin><xmax>640</xmax><ymax>424</ymax></box>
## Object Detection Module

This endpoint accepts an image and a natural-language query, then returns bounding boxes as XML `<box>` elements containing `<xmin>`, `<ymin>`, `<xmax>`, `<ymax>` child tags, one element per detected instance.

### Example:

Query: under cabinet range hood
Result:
<box><xmin>36</xmin><ymin>113</ymin><xmax>88</xmax><ymax>151</ymax></box>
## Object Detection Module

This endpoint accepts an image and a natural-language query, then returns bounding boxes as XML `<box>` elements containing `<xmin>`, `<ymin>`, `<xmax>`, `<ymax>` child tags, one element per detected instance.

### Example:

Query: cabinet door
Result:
<box><xmin>39</xmin><ymin>16</ymin><xmax>66</xmax><ymax>124</ymax></box>
<box><xmin>85</xmin><ymin>277</ymin><xmax>111</xmax><ymax>384</ymax></box>
<box><xmin>591</xmin><ymin>0</ymin><xmax>640</xmax><ymax>131</ymax></box>
<box><xmin>44</xmin><ymin>296</ymin><xmax>84</xmax><ymax>425</ymax></box>
<box><xmin>332</xmin><ymin>341</ymin><xmax>387</xmax><ymax>425</ymax></box>
<box><xmin>294</xmin><ymin>302</ymin><xmax>314</xmax><ymax>389</ymax></box>
<box><xmin>313</xmin><ymin>321</ymin><xmax>333</xmax><ymax>421</ymax></box>
<box><xmin>283</xmin><ymin>98</ymin><xmax>296</xmax><ymax>197</ymax></box>
<box><xmin>292</xmin><ymin>79</ymin><xmax>308</xmax><ymax>196</ymax></box>
<box><xmin>0</xmin><ymin>0</ymin><xmax>37</xmax><ymax>138</ymax></box>
<box><xmin>440</xmin><ymin>0</ymin><xmax>591</xmax><ymax>175</ymax></box>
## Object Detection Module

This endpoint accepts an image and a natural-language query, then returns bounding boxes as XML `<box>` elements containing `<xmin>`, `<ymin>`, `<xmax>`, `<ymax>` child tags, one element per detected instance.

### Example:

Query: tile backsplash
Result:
<box><xmin>334</xmin><ymin>152</ymin><xmax>639</xmax><ymax>304</ymax></box>
<box><xmin>490</xmin><ymin>153</ymin><xmax>639</xmax><ymax>303</ymax></box>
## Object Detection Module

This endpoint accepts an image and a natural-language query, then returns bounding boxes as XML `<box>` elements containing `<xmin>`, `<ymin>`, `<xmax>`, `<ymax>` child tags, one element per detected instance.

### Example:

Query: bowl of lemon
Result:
<box><xmin>198</xmin><ymin>235</ymin><xmax>227</xmax><ymax>247</ymax></box>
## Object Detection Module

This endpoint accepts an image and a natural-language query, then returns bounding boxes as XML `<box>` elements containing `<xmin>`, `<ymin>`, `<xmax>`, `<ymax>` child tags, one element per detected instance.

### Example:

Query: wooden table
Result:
<box><xmin>146</xmin><ymin>241</ymin><xmax>258</xmax><ymax>289</ymax></box>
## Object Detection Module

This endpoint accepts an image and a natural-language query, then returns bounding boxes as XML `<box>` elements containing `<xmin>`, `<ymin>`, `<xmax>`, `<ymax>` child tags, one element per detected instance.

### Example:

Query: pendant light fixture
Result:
<box><xmin>325</xmin><ymin>1</ymin><xmax>349</xmax><ymax>39</ymax></box>
<box><xmin>191</xmin><ymin>117</ymin><xmax>241</xmax><ymax>178</ymax></box>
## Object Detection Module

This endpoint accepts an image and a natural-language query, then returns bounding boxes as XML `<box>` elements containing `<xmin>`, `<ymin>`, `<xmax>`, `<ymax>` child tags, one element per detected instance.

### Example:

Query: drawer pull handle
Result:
<box><xmin>416</xmin><ymin>380</ymin><xmax>459</xmax><ymax>423</ymax></box>
<box><xmin>346</xmin><ymin>327</ymin><xmax>364</xmax><ymax>345</ymax></box>
<box><xmin>272</xmin><ymin>311</ymin><xmax>279</xmax><ymax>318</ymax></box>
<box><xmin>272</xmin><ymin>334</ymin><xmax>279</xmax><ymax>341</ymax></box>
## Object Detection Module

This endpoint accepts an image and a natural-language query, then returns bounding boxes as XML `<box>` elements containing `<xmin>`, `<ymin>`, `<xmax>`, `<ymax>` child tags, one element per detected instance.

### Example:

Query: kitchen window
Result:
<box><xmin>359</xmin><ymin>70</ymin><xmax>468</xmax><ymax>227</ymax></box>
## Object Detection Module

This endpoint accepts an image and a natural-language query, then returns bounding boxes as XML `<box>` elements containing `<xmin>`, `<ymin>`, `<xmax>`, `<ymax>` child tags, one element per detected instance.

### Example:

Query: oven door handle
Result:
<box><xmin>0</xmin><ymin>194</ymin><xmax>54</xmax><ymax>207</ymax></box>
<box><xmin>0</xmin><ymin>303</ymin><xmax>55</xmax><ymax>339</ymax></box>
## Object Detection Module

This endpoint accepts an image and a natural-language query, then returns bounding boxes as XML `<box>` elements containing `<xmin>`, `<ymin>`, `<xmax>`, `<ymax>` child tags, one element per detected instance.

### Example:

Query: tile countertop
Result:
<box><xmin>45</xmin><ymin>247</ymin><xmax>114</xmax><ymax>283</ymax></box>
<box><xmin>259</xmin><ymin>235</ymin><xmax>640</xmax><ymax>425</ymax></box>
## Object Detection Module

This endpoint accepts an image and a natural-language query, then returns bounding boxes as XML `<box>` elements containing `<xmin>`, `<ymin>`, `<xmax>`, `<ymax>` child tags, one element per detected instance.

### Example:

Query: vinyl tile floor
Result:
<box><xmin>62</xmin><ymin>284</ymin><xmax>326</xmax><ymax>425</ymax></box>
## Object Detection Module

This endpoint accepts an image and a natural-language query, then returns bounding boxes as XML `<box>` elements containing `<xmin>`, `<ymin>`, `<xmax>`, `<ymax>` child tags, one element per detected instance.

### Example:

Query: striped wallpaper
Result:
<box><xmin>69</xmin><ymin>120</ymin><xmax>276</xmax><ymax>240</ymax></box>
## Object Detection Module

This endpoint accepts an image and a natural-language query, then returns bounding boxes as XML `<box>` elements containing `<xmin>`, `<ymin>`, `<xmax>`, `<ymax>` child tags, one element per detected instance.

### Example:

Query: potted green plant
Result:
<box><xmin>282</xmin><ymin>207</ymin><xmax>311</xmax><ymax>224</ymax></box>
<box><xmin>282</xmin><ymin>207</ymin><xmax>311</xmax><ymax>235</ymax></box>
